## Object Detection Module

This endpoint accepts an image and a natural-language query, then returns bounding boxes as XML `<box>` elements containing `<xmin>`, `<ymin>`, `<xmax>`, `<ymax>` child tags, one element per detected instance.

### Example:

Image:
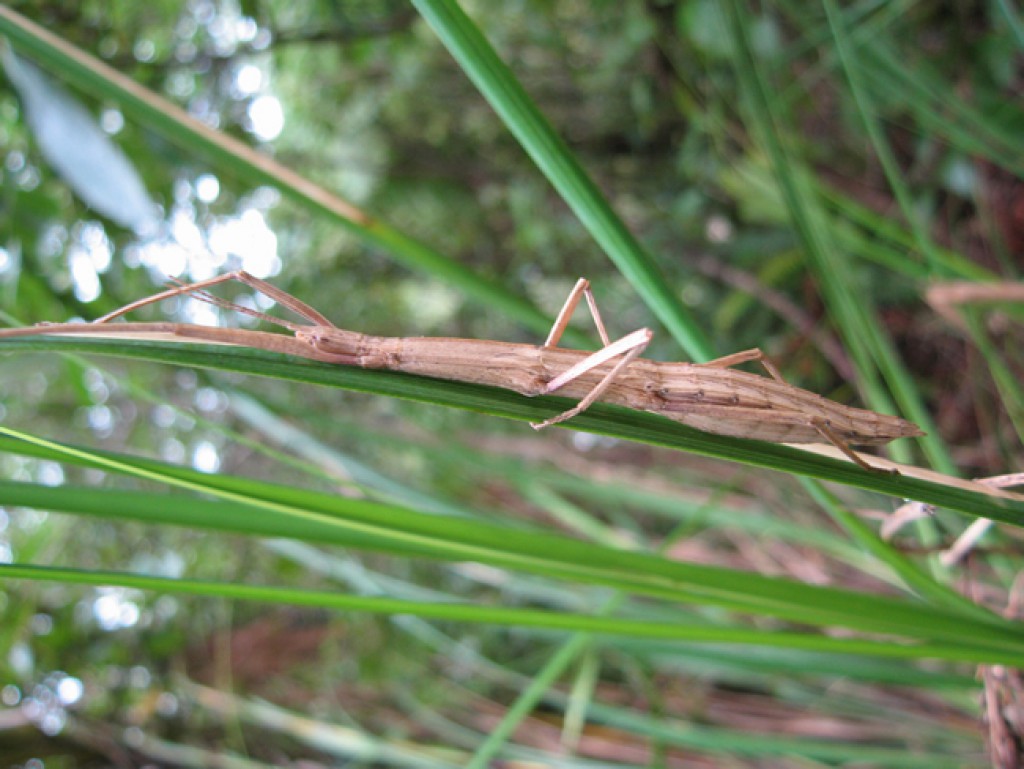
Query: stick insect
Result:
<box><xmin>0</xmin><ymin>271</ymin><xmax>923</xmax><ymax>470</ymax></box>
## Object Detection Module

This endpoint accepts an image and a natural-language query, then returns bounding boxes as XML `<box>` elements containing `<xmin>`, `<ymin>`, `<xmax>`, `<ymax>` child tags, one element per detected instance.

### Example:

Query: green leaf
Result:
<box><xmin>411</xmin><ymin>0</ymin><xmax>714</xmax><ymax>360</ymax></box>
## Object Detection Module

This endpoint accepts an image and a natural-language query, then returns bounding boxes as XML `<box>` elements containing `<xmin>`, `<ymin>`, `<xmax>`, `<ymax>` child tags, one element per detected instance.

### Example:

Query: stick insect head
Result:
<box><xmin>293</xmin><ymin>326</ymin><xmax>367</xmax><ymax>365</ymax></box>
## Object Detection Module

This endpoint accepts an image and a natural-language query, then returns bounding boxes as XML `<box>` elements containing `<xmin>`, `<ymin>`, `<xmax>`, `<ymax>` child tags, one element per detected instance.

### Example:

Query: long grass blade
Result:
<box><xmin>2</xmin><ymin>335</ymin><xmax>1019</xmax><ymax>522</ymax></box>
<box><xmin>722</xmin><ymin>0</ymin><xmax>951</xmax><ymax>472</ymax></box>
<box><xmin>4</xmin><ymin>562</ymin><xmax>1020</xmax><ymax>666</ymax></box>
<box><xmin>4</xmin><ymin>429</ymin><xmax>1024</xmax><ymax>652</ymax></box>
<box><xmin>410</xmin><ymin>0</ymin><xmax>714</xmax><ymax>360</ymax></box>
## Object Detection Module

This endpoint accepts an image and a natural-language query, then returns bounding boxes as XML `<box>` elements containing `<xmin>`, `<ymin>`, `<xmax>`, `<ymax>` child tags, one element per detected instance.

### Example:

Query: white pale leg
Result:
<box><xmin>543</xmin><ymin>328</ymin><xmax>652</xmax><ymax>393</ymax></box>
<box><xmin>531</xmin><ymin>328</ymin><xmax>652</xmax><ymax>430</ymax></box>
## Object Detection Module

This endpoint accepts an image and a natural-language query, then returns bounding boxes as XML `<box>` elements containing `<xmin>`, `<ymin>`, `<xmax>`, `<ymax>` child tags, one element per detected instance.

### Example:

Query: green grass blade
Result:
<box><xmin>823</xmin><ymin>0</ymin><xmax>1024</xmax><ymax>457</ymax></box>
<box><xmin>722</xmin><ymin>0</ymin><xmax>951</xmax><ymax>472</ymax></box>
<box><xmin>802</xmin><ymin>479</ymin><xmax>996</xmax><ymax>622</ymax></box>
<box><xmin>410</xmin><ymin>0</ymin><xmax>714</xmax><ymax>360</ymax></box>
<box><xmin>465</xmin><ymin>634</ymin><xmax>587</xmax><ymax>769</ymax></box>
<box><xmin>823</xmin><ymin>0</ymin><xmax>944</xmax><ymax>276</ymax></box>
<box><xmin>996</xmin><ymin>0</ymin><xmax>1024</xmax><ymax>48</ymax></box>
<box><xmin>821</xmin><ymin>185</ymin><xmax>998</xmax><ymax>281</ymax></box>
<box><xmin>2</xmin><ymin>335</ymin><xmax>1019</xmax><ymax>522</ymax></box>
<box><xmin>581</xmin><ymin>699</ymin><xmax>972</xmax><ymax>767</ymax></box>
<box><xmin>5</xmin><ymin>562</ymin><xmax>1021</xmax><ymax>666</ymax></box>
<box><xmin>861</xmin><ymin>40</ymin><xmax>1024</xmax><ymax>177</ymax></box>
<box><xmin>2</xmin><ymin>427</ymin><xmax>1023</xmax><ymax>656</ymax></box>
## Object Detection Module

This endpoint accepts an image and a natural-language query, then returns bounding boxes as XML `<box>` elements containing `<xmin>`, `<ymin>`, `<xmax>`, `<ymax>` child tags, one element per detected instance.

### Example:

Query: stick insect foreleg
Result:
<box><xmin>96</xmin><ymin>270</ymin><xmax>336</xmax><ymax>328</ymax></box>
<box><xmin>543</xmin><ymin>277</ymin><xmax>611</xmax><ymax>348</ymax></box>
<box><xmin>165</xmin><ymin>278</ymin><xmax>303</xmax><ymax>332</ymax></box>
<box><xmin>531</xmin><ymin>328</ymin><xmax>653</xmax><ymax>430</ymax></box>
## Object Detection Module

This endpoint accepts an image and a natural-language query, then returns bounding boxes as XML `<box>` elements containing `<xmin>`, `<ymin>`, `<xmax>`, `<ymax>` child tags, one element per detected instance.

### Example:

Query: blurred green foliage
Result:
<box><xmin>1</xmin><ymin>1</ymin><xmax>1022</xmax><ymax>767</ymax></box>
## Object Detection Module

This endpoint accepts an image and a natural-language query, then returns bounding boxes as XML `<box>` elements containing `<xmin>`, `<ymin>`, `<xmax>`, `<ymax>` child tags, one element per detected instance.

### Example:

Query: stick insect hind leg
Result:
<box><xmin>531</xmin><ymin>278</ymin><xmax>653</xmax><ymax>430</ymax></box>
<box><xmin>808</xmin><ymin>417</ymin><xmax>893</xmax><ymax>473</ymax></box>
<box><xmin>698</xmin><ymin>347</ymin><xmax>892</xmax><ymax>473</ymax></box>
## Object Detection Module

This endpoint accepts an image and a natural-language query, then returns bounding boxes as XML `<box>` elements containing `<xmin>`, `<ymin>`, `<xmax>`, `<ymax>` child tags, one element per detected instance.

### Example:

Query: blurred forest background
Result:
<box><xmin>1</xmin><ymin>1</ymin><xmax>1023</xmax><ymax>767</ymax></box>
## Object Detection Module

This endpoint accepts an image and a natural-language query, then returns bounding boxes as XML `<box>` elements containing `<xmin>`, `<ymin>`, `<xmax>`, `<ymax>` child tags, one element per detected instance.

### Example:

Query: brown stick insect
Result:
<box><xmin>0</xmin><ymin>272</ymin><xmax>922</xmax><ymax>470</ymax></box>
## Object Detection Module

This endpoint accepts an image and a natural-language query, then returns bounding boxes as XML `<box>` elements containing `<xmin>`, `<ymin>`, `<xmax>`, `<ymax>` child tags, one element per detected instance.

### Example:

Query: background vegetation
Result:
<box><xmin>1</xmin><ymin>1</ymin><xmax>1022</xmax><ymax>767</ymax></box>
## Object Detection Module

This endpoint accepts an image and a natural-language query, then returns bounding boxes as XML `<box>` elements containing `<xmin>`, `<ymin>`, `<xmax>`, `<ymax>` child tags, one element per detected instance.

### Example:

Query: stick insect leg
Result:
<box><xmin>544</xmin><ymin>277</ymin><xmax>611</xmax><ymax>348</ymax></box>
<box><xmin>811</xmin><ymin>417</ymin><xmax>894</xmax><ymax>474</ymax></box>
<box><xmin>706</xmin><ymin>348</ymin><xmax>893</xmax><ymax>473</ymax></box>
<box><xmin>698</xmin><ymin>347</ymin><xmax>785</xmax><ymax>383</ymax></box>
<box><xmin>95</xmin><ymin>270</ymin><xmax>336</xmax><ymax>328</ymax></box>
<box><xmin>164</xmin><ymin>277</ymin><xmax>303</xmax><ymax>332</ymax></box>
<box><xmin>531</xmin><ymin>328</ymin><xmax>652</xmax><ymax>430</ymax></box>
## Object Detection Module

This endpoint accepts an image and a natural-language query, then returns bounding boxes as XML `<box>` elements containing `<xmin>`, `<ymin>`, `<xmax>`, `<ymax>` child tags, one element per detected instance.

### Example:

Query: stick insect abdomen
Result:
<box><xmin>652</xmin><ymin>364</ymin><xmax>922</xmax><ymax>446</ymax></box>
